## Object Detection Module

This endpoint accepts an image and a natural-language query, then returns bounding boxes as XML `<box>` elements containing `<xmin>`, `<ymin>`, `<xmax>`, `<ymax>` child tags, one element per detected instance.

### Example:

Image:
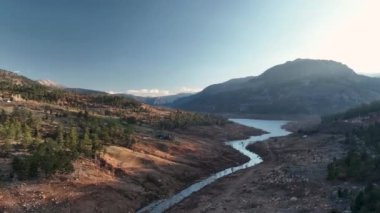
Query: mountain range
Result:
<box><xmin>4</xmin><ymin>59</ymin><xmax>380</xmax><ymax>116</ymax></box>
<box><xmin>172</xmin><ymin>59</ymin><xmax>380</xmax><ymax>115</ymax></box>
<box><xmin>36</xmin><ymin>79</ymin><xmax>192</xmax><ymax>105</ymax></box>
<box><xmin>118</xmin><ymin>93</ymin><xmax>193</xmax><ymax>106</ymax></box>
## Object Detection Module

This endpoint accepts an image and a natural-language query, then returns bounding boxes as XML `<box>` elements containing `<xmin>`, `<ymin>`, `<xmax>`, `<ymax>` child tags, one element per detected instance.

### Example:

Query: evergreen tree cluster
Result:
<box><xmin>0</xmin><ymin>108</ymin><xmax>41</xmax><ymax>152</ymax></box>
<box><xmin>157</xmin><ymin>110</ymin><xmax>228</xmax><ymax>130</ymax></box>
<box><xmin>323</xmin><ymin>100</ymin><xmax>380</xmax><ymax>122</ymax></box>
<box><xmin>327</xmin><ymin>123</ymin><xmax>380</xmax><ymax>211</ymax></box>
<box><xmin>351</xmin><ymin>183</ymin><xmax>380</xmax><ymax>213</ymax></box>
<box><xmin>91</xmin><ymin>95</ymin><xmax>140</xmax><ymax>109</ymax></box>
<box><xmin>0</xmin><ymin>107</ymin><xmax>133</xmax><ymax>180</ymax></box>
<box><xmin>0</xmin><ymin>77</ymin><xmax>140</xmax><ymax>111</ymax></box>
<box><xmin>0</xmin><ymin>81</ymin><xmax>65</xmax><ymax>103</ymax></box>
<box><xmin>327</xmin><ymin>151</ymin><xmax>380</xmax><ymax>182</ymax></box>
<box><xmin>327</xmin><ymin>123</ymin><xmax>380</xmax><ymax>180</ymax></box>
<box><xmin>12</xmin><ymin>139</ymin><xmax>75</xmax><ymax>180</ymax></box>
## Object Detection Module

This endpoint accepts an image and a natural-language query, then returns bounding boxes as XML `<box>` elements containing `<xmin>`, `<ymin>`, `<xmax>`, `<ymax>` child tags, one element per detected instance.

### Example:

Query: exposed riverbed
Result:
<box><xmin>137</xmin><ymin>119</ymin><xmax>290</xmax><ymax>213</ymax></box>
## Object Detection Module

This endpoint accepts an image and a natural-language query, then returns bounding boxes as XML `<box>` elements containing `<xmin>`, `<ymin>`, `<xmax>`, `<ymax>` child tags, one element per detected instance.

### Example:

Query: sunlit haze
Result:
<box><xmin>0</xmin><ymin>0</ymin><xmax>379</xmax><ymax>96</ymax></box>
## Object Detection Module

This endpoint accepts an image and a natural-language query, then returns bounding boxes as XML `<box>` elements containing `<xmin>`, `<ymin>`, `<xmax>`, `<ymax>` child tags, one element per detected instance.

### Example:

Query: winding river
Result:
<box><xmin>137</xmin><ymin>119</ymin><xmax>291</xmax><ymax>213</ymax></box>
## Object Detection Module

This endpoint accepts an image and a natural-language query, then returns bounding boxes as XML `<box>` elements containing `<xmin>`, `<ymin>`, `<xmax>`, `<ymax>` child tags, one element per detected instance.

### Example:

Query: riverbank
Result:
<box><xmin>138</xmin><ymin>119</ymin><xmax>289</xmax><ymax>212</ymax></box>
<box><xmin>169</xmin><ymin>131</ymin><xmax>347</xmax><ymax>212</ymax></box>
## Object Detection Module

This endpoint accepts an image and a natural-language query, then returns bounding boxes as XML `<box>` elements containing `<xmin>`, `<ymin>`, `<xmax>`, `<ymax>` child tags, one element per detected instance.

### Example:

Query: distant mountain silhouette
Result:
<box><xmin>0</xmin><ymin>69</ymin><xmax>37</xmax><ymax>86</ymax></box>
<box><xmin>118</xmin><ymin>93</ymin><xmax>193</xmax><ymax>106</ymax></box>
<box><xmin>64</xmin><ymin>87</ymin><xmax>107</xmax><ymax>95</ymax></box>
<box><xmin>38</xmin><ymin>79</ymin><xmax>107</xmax><ymax>95</ymax></box>
<box><xmin>0</xmin><ymin>69</ymin><xmax>107</xmax><ymax>96</ymax></box>
<box><xmin>172</xmin><ymin>59</ymin><xmax>380</xmax><ymax>115</ymax></box>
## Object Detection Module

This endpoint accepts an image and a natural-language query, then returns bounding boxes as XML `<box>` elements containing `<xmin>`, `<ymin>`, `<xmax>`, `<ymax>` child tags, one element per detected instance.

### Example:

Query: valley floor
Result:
<box><xmin>169</xmin><ymin>132</ymin><xmax>350</xmax><ymax>213</ymax></box>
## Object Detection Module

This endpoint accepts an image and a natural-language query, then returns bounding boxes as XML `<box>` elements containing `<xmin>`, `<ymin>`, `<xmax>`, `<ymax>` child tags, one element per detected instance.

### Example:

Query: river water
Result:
<box><xmin>137</xmin><ymin>119</ymin><xmax>291</xmax><ymax>213</ymax></box>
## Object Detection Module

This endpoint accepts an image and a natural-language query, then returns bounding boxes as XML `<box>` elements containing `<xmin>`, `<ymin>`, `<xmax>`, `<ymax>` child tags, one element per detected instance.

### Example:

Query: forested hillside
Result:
<box><xmin>0</xmin><ymin>69</ymin><xmax>257</xmax><ymax>212</ymax></box>
<box><xmin>324</xmin><ymin>101</ymin><xmax>380</xmax><ymax>212</ymax></box>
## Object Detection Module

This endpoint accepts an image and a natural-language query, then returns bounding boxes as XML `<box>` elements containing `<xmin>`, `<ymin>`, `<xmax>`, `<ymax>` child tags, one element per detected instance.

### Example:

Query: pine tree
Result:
<box><xmin>353</xmin><ymin>191</ymin><xmax>364</xmax><ymax>211</ymax></box>
<box><xmin>91</xmin><ymin>133</ymin><xmax>101</xmax><ymax>158</ymax></box>
<box><xmin>80</xmin><ymin>127</ymin><xmax>91</xmax><ymax>155</ymax></box>
<box><xmin>6</xmin><ymin>122</ymin><xmax>16</xmax><ymax>140</ymax></box>
<box><xmin>3</xmin><ymin>138</ymin><xmax>11</xmax><ymax>153</ymax></box>
<box><xmin>56</xmin><ymin>124</ymin><xmax>65</xmax><ymax>145</ymax></box>
<box><xmin>22</xmin><ymin>124</ymin><xmax>33</xmax><ymax>148</ymax></box>
<box><xmin>0</xmin><ymin>109</ymin><xmax>7</xmax><ymax>123</ymax></box>
<box><xmin>15</xmin><ymin>121</ymin><xmax>23</xmax><ymax>141</ymax></box>
<box><xmin>38</xmin><ymin>139</ymin><xmax>58</xmax><ymax>177</ymax></box>
<box><xmin>29</xmin><ymin>115</ymin><xmax>41</xmax><ymax>139</ymax></box>
<box><xmin>68</xmin><ymin>127</ymin><xmax>78</xmax><ymax>151</ymax></box>
<box><xmin>12</xmin><ymin>157</ymin><xmax>28</xmax><ymax>180</ymax></box>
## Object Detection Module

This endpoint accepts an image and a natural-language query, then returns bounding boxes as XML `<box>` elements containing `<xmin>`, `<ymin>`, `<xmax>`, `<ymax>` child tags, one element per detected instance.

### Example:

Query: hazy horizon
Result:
<box><xmin>1</xmin><ymin>0</ymin><xmax>379</xmax><ymax>96</ymax></box>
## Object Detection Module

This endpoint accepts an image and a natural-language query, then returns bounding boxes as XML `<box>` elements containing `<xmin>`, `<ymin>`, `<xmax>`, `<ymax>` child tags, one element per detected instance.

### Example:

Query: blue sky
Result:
<box><xmin>0</xmin><ymin>0</ymin><xmax>378</xmax><ymax>96</ymax></box>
